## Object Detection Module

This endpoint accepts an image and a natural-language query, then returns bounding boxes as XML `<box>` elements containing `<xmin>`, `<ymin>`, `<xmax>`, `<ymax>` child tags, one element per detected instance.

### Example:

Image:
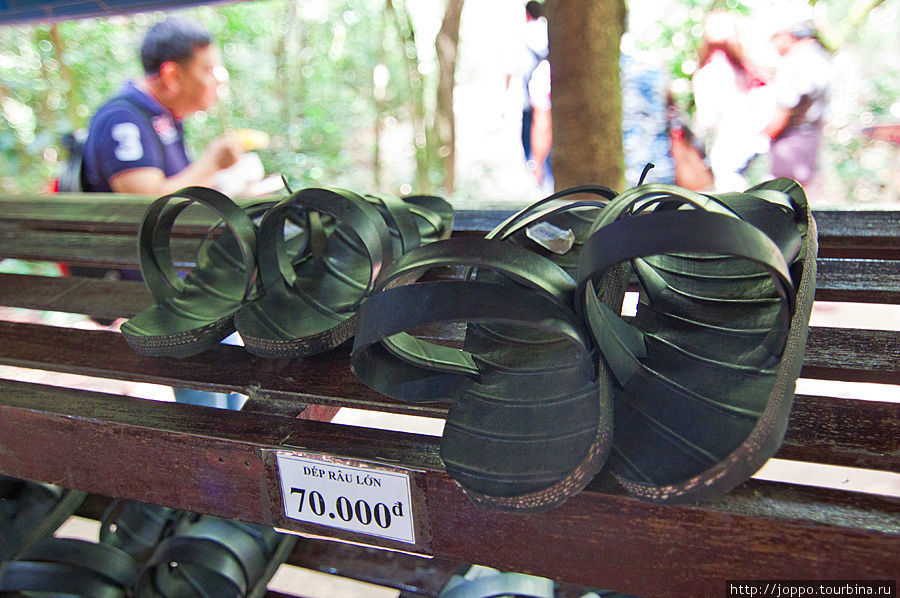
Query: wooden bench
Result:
<box><xmin>0</xmin><ymin>193</ymin><xmax>897</xmax><ymax>598</ymax></box>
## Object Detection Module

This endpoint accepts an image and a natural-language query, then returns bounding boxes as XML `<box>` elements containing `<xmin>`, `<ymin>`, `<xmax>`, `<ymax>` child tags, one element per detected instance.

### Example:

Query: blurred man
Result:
<box><xmin>763</xmin><ymin>13</ymin><xmax>833</xmax><ymax>194</ymax></box>
<box><xmin>81</xmin><ymin>17</ymin><xmax>242</xmax><ymax>194</ymax></box>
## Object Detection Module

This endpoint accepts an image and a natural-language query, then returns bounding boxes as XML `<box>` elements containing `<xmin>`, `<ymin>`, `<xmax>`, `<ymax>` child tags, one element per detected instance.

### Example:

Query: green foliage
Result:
<box><xmin>0</xmin><ymin>0</ymin><xmax>413</xmax><ymax>194</ymax></box>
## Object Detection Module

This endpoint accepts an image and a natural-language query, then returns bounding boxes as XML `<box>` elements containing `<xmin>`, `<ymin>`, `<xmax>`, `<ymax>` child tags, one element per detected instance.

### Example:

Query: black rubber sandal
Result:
<box><xmin>121</xmin><ymin>187</ymin><xmax>262</xmax><ymax>358</ymax></box>
<box><xmin>576</xmin><ymin>178</ymin><xmax>817</xmax><ymax>503</ymax></box>
<box><xmin>99</xmin><ymin>500</ymin><xmax>183</xmax><ymax>565</ymax></box>
<box><xmin>234</xmin><ymin>188</ymin><xmax>452</xmax><ymax>358</ymax></box>
<box><xmin>134</xmin><ymin>514</ymin><xmax>295</xmax><ymax>598</ymax></box>
<box><xmin>352</xmin><ymin>186</ymin><xmax>616</xmax><ymax>512</ymax></box>
<box><xmin>0</xmin><ymin>537</ymin><xmax>138</xmax><ymax>598</ymax></box>
<box><xmin>0</xmin><ymin>476</ymin><xmax>86</xmax><ymax>560</ymax></box>
<box><xmin>438</xmin><ymin>565</ymin><xmax>555</xmax><ymax>598</ymax></box>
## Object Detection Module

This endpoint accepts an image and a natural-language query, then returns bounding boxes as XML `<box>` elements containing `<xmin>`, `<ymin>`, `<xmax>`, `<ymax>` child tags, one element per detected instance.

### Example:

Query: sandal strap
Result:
<box><xmin>137</xmin><ymin>516</ymin><xmax>281</xmax><ymax>598</ymax></box>
<box><xmin>366</xmin><ymin>193</ymin><xmax>421</xmax><ymax>254</ymax></box>
<box><xmin>439</xmin><ymin>571</ymin><xmax>555</xmax><ymax>598</ymax></box>
<box><xmin>17</xmin><ymin>537</ymin><xmax>136</xmax><ymax>589</ymax></box>
<box><xmin>577</xmin><ymin>189</ymin><xmax>798</xmax><ymax>389</ymax></box>
<box><xmin>489</xmin><ymin>184</ymin><xmax>616</xmax><ymax>241</ymax></box>
<box><xmin>138</xmin><ymin>187</ymin><xmax>258</xmax><ymax>305</ymax></box>
<box><xmin>352</xmin><ymin>239</ymin><xmax>593</xmax><ymax>403</ymax></box>
<box><xmin>0</xmin><ymin>561</ymin><xmax>126</xmax><ymax>598</ymax></box>
<box><xmin>256</xmin><ymin>188</ymin><xmax>392</xmax><ymax>305</ymax></box>
<box><xmin>99</xmin><ymin>500</ymin><xmax>181</xmax><ymax>563</ymax></box>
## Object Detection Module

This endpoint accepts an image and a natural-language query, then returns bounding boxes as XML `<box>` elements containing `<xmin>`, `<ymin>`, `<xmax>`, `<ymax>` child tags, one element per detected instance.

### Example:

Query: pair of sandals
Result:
<box><xmin>121</xmin><ymin>186</ymin><xmax>453</xmax><ymax>359</ymax></box>
<box><xmin>0</xmin><ymin>500</ymin><xmax>293</xmax><ymax>597</ymax></box>
<box><xmin>351</xmin><ymin>177</ymin><xmax>817</xmax><ymax>510</ymax></box>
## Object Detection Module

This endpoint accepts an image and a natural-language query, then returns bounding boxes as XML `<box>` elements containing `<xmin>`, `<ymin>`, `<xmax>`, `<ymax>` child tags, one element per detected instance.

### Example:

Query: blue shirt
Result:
<box><xmin>82</xmin><ymin>82</ymin><xmax>190</xmax><ymax>192</ymax></box>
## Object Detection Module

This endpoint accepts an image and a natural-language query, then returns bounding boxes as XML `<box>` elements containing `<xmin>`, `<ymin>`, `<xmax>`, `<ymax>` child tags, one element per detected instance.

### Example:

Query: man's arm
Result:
<box><xmin>763</xmin><ymin>106</ymin><xmax>793</xmax><ymax>141</ymax></box>
<box><xmin>110</xmin><ymin>134</ymin><xmax>242</xmax><ymax>195</ymax></box>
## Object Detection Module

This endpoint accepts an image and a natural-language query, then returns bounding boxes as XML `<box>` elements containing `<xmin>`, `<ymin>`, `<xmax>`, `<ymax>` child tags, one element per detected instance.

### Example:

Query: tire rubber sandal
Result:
<box><xmin>121</xmin><ymin>187</ymin><xmax>262</xmax><ymax>358</ymax></box>
<box><xmin>0</xmin><ymin>475</ymin><xmax>86</xmax><ymax>560</ymax></box>
<box><xmin>99</xmin><ymin>500</ymin><xmax>182</xmax><ymax>565</ymax></box>
<box><xmin>134</xmin><ymin>514</ymin><xmax>295</xmax><ymax>598</ymax></box>
<box><xmin>234</xmin><ymin>188</ymin><xmax>453</xmax><ymax>358</ymax></box>
<box><xmin>438</xmin><ymin>565</ymin><xmax>555</xmax><ymax>598</ymax></box>
<box><xmin>576</xmin><ymin>178</ymin><xmax>817</xmax><ymax>502</ymax></box>
<box><xmin>352</xmin><ymin>186</ymin><xmax>616</xmax><ymax>512</ymax></box>
<box><xmin>0</xmin><ymin>537</ymin><xmax>138</xmax><ymax>597</ymax></box>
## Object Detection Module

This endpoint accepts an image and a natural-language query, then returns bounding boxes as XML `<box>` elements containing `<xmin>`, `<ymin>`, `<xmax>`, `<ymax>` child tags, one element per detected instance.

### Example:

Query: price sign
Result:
<box><xmin>275</xmin><ymin>452</ymin><xmax>416</xmax><ymax>544</ymax></box>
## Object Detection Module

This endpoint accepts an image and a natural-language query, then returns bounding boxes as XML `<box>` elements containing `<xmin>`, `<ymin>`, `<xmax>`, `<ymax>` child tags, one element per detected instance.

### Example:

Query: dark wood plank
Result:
<box><xmin>3</xmin><ymin>196</ymin><xmax>898</xmax><ymax>253</ymax></box>
<box><xmin>0</xmin><ymin>320</ymin><xmax>448</xmax><ymax>419</ymax></box>
<box><xmin>287</xmin><ymin>539</ymin><xmax>457</xmax><ymax>596</ymax></box>
<box><xmin>0</xmin><ymin>321</ymin><xmax>896</xmax><ymax>470</ymax></box>
<box><xmin>0</xmin><ymin>273</ymin><xmax>152</xmax><ymax>319</ymax></box>
<box><xmin>781</xmin><ymin>395</ymin><xmax>900</xmax><ymax>471</ymax></box>
<box><xmin>0</xmin><ymin>380</ymin><xmax>896</xmax><ymax>598</ymax></box>
<box><xmin>1</xmin><ymin>317</ymin><xmax>896</xmax><ymax>391</ymax></box>
<box><xmin>802</xmin><ymin>326</ymin><xmax>900</xmax><ymax>384</ymax></box>
<box><xmin>814</xmin><ymin>209</ymin><xmax>900</xmax><ymax>259</ymax></box>
<box><xmin>0</xmin><ymin>225</ymin><xmax>200</xmax><ymax>269</ymax></box>
<box><xmin>817</xmin><ymin>258</ymin><xmax>900</xmax><ymax>304</ymax></box>
<box><xmin>0</xmin><ymin>197</ymin><xmax>244</xmax><ymax>237</ymax></box>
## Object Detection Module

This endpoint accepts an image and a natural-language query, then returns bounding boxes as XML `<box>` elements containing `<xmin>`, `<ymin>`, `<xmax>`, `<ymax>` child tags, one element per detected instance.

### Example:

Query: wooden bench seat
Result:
<box><xmin>0</xmin><ymin>194</ymin><xmax>897</xmax><ymax>597</ymax></box>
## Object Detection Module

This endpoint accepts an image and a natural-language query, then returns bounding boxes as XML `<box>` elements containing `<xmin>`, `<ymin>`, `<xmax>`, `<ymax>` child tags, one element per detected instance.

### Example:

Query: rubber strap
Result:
<box><xmin>488</xmin><ymin>184</ymin><xmax>616</xmax><ymax>240</ymax></box>
<box><xmin>17</xmin><ymin>538</ymin><xmax>136</xmax><ymax>589</ymax></box>
<box><xmin>577</xmin><ymin>204</ymin><xmax>797</xmax><ymax>388</ymax></box>
<box><xmin>380</xmin><ymin>237</ymin><xmax>578</xmax><ymax>310</ymax></box>
<box><xmin>366</xmin><ymin>193</ymin><xmax>421</xmax><ymax>254</ymax></box>
<box><xmin>439</xmin><ymin>572</ymin><xmax>555</xmax><ymax>598</ymax></box>
<box><xmin>138</xmin><ymin>537</ymin><xmax>246</xmax><ymax>597</ymax></box>
<box><xmin>138</xmin><ymin>187</ymin><xmax>258</xmax><ymax>304</ymax></box>
<box><xmin>0</xmin><ymin>561</ymin><xmax>126</xmax><ymax>597</ymax></box>
<box><xmin>255</xmin><ymin>188</ymin><xmax>392</xmax><ymax>306</ymax></box>
<box><xmin>354</xmin><ymin>279</ymin><xmax>592</xmax><ymax>381</ymax></box>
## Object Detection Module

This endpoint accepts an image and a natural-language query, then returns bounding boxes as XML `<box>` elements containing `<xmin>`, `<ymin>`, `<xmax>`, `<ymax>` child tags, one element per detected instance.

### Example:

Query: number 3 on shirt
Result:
<box><xmin>112</xmin><ymin>122</ymin><xmax>144</xmax><ymax>162</ymax></box>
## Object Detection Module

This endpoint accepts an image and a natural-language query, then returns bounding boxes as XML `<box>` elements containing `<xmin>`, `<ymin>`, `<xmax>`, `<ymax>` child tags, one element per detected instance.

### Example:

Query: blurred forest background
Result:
<box><xmin>0</xmin><ymin>0</ymin><xmax>897</xmax><ymax>205</ymax></box>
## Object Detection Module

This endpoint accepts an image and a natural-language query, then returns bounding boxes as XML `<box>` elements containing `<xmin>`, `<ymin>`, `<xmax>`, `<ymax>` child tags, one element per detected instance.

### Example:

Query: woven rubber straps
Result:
<box><xmin>351</xmin><ymin>237</ymin><xmax>593</xmax><ymax>403</ymax></box>
<box><xmin>138</xmin><ymin>187</ymin><xmax>259</xmax><ymax>304</ymax></box>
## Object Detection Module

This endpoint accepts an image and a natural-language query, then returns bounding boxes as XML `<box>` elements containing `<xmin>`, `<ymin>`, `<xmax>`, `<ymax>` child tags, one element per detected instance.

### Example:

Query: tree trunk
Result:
<box><xmin>545</xmin><ymin>0</ymin><xmax>626</xmax><ymax>190</ymax></box>
<box><xmin>433</xmin><ymin>0</ymin><xmax>464</xmax><ymax>192</ymax></box>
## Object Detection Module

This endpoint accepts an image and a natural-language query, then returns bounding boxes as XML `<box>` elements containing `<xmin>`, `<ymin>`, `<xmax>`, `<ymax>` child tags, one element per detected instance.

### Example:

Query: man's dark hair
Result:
<box><xmin>525</xmin><ymin>1</ymin><xmax>544</xmax><ymax>19</ymax></box>
<box><xmin>141</xmin><ymin>17</ymin><xmax>212</xmax><ymax>76</ymax></box>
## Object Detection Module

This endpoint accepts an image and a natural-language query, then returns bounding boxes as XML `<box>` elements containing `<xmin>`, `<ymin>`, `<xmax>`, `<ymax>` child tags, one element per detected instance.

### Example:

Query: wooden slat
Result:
<box><xmin>0</xmin><ymin>273</ymin><xmax>152</xmax><ymax>319</ymax></box>
<box><xmin>781</xmin><ymin>395</ymin><xmax>899</xmax><ymax>471</ymax></box>
<box><xmin>802</xmin><ymin>326</ymin><xmax>899</xmax><ymax>383</ymax></box>
<box><xmin>3</xmin><ymin>195</ymin><xmax>898</xmax><ymax>252</ymax></box>
<box><xmin>0</xmin><ymin>380</ymin><xmax>896</xmax><ymax>598</ymax></box>
<box><xmin>0</xmin><ymin>321</ymin><xmax>896</xmax><ymax>470</ymax></box>
<box><xmin>817</xmin><ymin>258</ymin><xmax>900</xmax><ymax>304</ymax></box>
<box><xmin>0</xmin><ymin>225</ymin><xmax>199</xmax><ymax>269</ymax></box>
<box><xmin>814</xmin><ymin>209</ymin><xmax>900</xmax><ymax>259</ymax></box>
<box><xmin>0</xmin><ymin>320</ymin><xmax>446</xmax><ymax>418</ymax></box>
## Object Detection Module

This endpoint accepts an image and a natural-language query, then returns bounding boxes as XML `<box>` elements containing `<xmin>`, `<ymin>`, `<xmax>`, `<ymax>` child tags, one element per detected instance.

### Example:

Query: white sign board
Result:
<box><xmin>275</xmin><ymin>452</ymin><xmax>416</xmax><ymax>544</ymax></box>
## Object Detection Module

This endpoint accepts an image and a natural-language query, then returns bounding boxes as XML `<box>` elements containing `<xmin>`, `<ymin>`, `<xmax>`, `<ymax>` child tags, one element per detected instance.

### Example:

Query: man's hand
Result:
<box><xmin>110</xmin><ymin>133</ymin><xmax>245</xmax><ymax>196</ymax></box>
<box><xmin>202</xmin><ymin>134</ymin><xmax>244</xmax><ymax>170</ymax></box>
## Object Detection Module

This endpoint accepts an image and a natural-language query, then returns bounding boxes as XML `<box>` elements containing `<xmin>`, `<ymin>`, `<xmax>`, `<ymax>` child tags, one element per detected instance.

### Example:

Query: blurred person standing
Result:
<box><xmin>763</xmin><ymin>9</ymin><xmax>834</xmax><ymax>197</ymax></box>
<box><xmin>692</xmin><ymin>11</ymin><xmax>772</xmax><ymax>191</ymax></box>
